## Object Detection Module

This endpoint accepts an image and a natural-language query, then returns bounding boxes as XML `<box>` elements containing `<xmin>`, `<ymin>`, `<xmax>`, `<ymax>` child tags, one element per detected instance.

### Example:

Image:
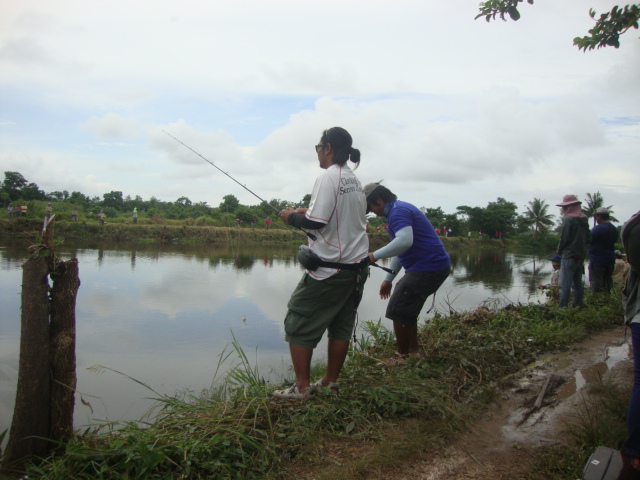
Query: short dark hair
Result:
<box><xmin>322</xmin><ymin>127</ymin><xmax>361</xmax><ymax>169</ymax></box>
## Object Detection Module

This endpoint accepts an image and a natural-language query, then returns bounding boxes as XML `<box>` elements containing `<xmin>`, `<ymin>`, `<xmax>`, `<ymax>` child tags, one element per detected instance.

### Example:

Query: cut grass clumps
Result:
<box><xmin>13</xmin><ymin>292</ymin><xmax>624</xmax><ymax>479</ymax></box>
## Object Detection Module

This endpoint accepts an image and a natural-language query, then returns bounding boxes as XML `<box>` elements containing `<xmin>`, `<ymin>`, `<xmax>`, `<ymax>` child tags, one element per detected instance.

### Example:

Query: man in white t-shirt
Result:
<box><xmin>274</xmin><ymin>127</ymin><xmax>369</xmax><ymax>399</ymax></box>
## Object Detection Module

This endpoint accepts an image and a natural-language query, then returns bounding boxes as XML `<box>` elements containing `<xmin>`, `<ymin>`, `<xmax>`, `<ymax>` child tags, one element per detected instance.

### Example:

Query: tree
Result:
<box><xmin>22</xmin><ymin>182</ymin><xmax>46</xmax><ymax>201</ymax></box>
<box><xmin>297</xmin><ymin>193</ymin><xmax>312</xmax><ymax>209</ymax></box>
<box><xmin>102</xmin><ymin>191</ymin><xmax>124</xmax><ymax>210</ymax></box>
<box><xmin>2</xmin><ymin>171</ymin><xmax>28</xmax><ymax>201</ymax></box>
<box><xmin>476</xmin><ymin>0</ymin><xmax>639</xmax><ymax>50</ymax></box>
<box><xmin>421</xmin><ymin>206</ymin><xmax>446</xmax><ymax>228</ymax></box>
<box><xmin>522</xmin><ymin>198</ymin><xmax>555</xmax><ymax>234</ymax></box>
<box><xmin>484</xmin><ymin>197</ymin><xmax>518</xmax><ymax>237</ymax></box>
<box><xmin>219</xmin><ymin>194</ymin><xmax>240</xmax><ymax>213</ymax></box>
<box><xmin>582</xmin><ymin>192</ymin><xmax>616</xmax><ymax>226</ymax></box>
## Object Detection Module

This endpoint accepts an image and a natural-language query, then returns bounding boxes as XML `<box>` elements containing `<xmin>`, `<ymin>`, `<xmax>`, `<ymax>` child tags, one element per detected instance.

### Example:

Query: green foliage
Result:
<box><xmin>522</xmin><ymin>198</ymin><xmax>555</xmax><ymax>234</ymax></box>
<box><xmin>574</xmin><ymin>4</ymin><xmax>640</xmax><ymax>50</ymax></box>
<box><xmin>458</xmin><ymin>197</ymin><xmax>517</xmax><ymax>237</ymax></box>
<box><xmin>476</xmin><ymin>0</ymin><xmax>639</xmax><ymax>50</ymax></box>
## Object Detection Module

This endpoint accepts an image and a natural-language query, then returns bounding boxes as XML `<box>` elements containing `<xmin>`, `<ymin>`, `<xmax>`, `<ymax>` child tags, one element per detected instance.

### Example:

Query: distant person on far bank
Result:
<box><xmin>21</xmin><ymin>203</ymin><xmax>27</xmax><ymax>217</ymax></box>
<box><xmin>589</xmin><ymin>207</ymin><xmax>618</xmax><ymax>293</ymax></box>
<box><xmin>45</xmin><ymin>203</ymin><xmax>53</xmax><ymax>219</ymax></box>
<box><xmin>7</xmin><ymin>204</ymin><xmax>12</xmax><ymax>218</ymax></box>
<box><xmin>132</xmin><ymin>207</ymin><xmax>138</xmax><ymax>224</ymax></box>
<box><xmin>98</xmin><ymin>211</ymin><xmax>106</xmax><ymax>225</ymax></box>
<box><xmin>620</xmin><ymin>209</ymin><xmax>640</xmax><ymax>479</ymax></box>
<box><xmin>364</xmin><ymin>182</ymin><xmax>451</xmax><ymax>364</ymax></box>
<box><xmin>556</xmin><ymin>194</ymin><xmax>591</xmax><ymax>308</ymax></box>
<box><xmin>72</xmin><ymin>207</ymin><xmax>78</xmax><ymax>223</ymax></box>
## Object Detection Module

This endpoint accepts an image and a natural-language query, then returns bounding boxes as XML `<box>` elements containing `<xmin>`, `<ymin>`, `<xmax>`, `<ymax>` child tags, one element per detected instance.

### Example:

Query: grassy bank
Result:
<box><xmin>3</xmin><ymin>290</ymin><xmax>625</xmax><ymax>479</ymax></box>
<box><xmin>0</xmin><ymin>219</ymin><xmax>517</xmax><ymax>250</ymax></box>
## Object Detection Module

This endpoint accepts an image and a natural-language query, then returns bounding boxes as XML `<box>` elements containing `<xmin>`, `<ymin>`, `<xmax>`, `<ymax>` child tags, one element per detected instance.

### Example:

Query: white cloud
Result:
<box><xmin>0</xmin><ymin>0</ymin><xmax>637</xmax><ymax>221</ymax></box>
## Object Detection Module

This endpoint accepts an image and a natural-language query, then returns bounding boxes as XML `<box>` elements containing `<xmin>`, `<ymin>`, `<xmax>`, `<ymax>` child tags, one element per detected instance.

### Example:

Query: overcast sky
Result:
<box><xmin>1</xmin><ymin>0</ymin><xmax>638</xmax><ymax>225</ymax></box>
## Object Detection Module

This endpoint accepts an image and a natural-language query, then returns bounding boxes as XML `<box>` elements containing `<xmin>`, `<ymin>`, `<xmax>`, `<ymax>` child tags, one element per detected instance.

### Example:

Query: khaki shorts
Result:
<box><xmin>285</xmin><ymin>268</ymin><xmax>367</xmax><ymax>349</ymax></box>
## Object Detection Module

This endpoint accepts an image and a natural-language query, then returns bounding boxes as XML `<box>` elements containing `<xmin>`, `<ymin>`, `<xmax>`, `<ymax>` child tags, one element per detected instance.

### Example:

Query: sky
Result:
<box><xmin>1</xmin><ymin>0</ymin><xmax>639</xmax><ymax>225</ymax></box>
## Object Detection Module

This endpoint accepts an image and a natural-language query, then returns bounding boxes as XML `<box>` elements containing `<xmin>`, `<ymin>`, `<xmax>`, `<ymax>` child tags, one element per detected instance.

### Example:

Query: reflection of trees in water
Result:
<box><xmin>450</xmin><ymin>249</ymin><xmax>515</xmax><ymax>292</ymax></box>
<box><xmin>517</xmin><ymin>256</ymin><xmax>555</xmax><ymax>296</ymax></box>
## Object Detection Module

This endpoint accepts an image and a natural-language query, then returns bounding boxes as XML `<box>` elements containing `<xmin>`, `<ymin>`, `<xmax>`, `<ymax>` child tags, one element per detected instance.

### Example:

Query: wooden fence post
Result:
<box><xmin>1</xmin><ymin>216</ymin><xmax>80</xmax><ymax>472</ymax></box>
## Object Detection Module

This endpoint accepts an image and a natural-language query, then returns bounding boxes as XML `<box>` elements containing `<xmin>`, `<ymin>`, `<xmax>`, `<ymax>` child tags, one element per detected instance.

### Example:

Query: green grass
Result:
<box><xmin>4</xmin><ymin>291</ymin><xmax>625</xmax><ymax>479</ymax></box>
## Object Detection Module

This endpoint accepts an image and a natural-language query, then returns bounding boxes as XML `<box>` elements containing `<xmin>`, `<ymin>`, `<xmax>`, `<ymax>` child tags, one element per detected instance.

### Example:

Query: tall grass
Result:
<box><xmin>9</xmin><ymin>291</ymin><xmax>624</xmax><ymax>479</ymax></box>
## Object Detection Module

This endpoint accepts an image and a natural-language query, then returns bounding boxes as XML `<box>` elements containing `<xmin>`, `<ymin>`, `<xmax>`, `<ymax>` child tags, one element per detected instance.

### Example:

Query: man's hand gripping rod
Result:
<box><xmin>163</xmin><ymin>130</ymin><xmax>316</xmax><ymax>241</ymax></box>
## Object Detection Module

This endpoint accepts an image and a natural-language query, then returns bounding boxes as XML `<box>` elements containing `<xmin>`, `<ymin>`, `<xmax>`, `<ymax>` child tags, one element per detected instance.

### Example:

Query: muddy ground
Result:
<box><xmin>391</xmin><ymin>325</ymin><xmax>633</xmax><ymax>480</ymax></box>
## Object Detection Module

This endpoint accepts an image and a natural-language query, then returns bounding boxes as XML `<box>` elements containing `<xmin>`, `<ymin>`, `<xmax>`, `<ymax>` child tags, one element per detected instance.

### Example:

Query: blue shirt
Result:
<box><xmin>589</xmin><ymin>221</ymin><xmax>618</xmax><ymax>266</ymax></box>
<box><xmin>386</xmin><ymin>200</ymin><xmax>450</xmax><ymax>272</ymax></box>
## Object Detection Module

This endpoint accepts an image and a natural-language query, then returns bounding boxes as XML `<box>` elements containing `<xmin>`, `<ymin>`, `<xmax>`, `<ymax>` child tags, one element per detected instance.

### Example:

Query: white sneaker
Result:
<box><xmin>311</xmin><ymin>379</ymin><xmax>340</xmax><ymax>393</ymax></box>
<box><xmin>272</xmin><ymin>384</ymin><xmax>315</xmax><ymax>400</ymax></box>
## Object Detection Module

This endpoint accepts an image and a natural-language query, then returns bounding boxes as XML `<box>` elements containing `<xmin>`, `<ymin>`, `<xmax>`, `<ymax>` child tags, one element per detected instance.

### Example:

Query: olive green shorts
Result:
<box><xmin>284</xmin><ymin>269</ymin><xmax>366</xmax><ymax>349</ymax></box>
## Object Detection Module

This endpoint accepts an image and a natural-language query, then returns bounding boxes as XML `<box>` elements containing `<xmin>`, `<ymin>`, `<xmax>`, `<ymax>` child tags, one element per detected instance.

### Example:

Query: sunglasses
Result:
<box><xmin>314</xmin><ymin>143</ymin><xmax>325</xmax><ymax>152</ymax></box>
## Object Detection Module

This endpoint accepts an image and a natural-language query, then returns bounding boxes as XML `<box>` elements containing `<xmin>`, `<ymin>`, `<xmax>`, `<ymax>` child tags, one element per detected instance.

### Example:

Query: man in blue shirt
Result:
<box><xmin>589</xmin><ymin>207</ymin><xmax>619</xmax><ymax>293</ymax></box>
<box><xmin>364</xmin><ymin>182</ymin><xmax>451</xmax><ymax>363</ymax></box>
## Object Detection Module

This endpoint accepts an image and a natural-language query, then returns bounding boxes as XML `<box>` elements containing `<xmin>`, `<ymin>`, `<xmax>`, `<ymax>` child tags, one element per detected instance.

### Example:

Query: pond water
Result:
<box><xmin>0</xmin><ymin>240</ymin><xmax>553</xmax><ymax>435</ymax></box>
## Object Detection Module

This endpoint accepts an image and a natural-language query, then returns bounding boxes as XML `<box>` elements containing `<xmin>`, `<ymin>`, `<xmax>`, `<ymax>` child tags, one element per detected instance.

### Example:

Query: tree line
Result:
<box><xmin>0</xmin><ymin>170</ymin><xmax>615</xmax><ymax>238</ymax></box>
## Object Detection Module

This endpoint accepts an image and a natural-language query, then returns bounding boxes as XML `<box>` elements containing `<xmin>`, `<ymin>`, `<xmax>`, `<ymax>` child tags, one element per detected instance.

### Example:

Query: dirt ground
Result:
<box><xmin>392</xmin><ymin>325</ymin><xmax>633</xmax><ymax>480</ymax></box>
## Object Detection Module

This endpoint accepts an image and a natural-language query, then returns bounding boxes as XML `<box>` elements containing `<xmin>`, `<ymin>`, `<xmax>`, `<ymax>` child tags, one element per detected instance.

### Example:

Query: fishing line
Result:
<box><xmin>163</xmin><ymin>130</ymin><xmax>317</xmax><ymax>241</ymax></box>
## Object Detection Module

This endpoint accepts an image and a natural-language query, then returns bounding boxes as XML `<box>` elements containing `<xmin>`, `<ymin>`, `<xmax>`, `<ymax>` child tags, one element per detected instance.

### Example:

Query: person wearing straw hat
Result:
<box><xmin>589</xmin><ymin>206</ymin><xmax>619</xmax><ymax>293</ymax></box>
<box><xmin>555</xmin><ymin>194</ymin><xmax>591</xmax><ymax>307</ymax></box>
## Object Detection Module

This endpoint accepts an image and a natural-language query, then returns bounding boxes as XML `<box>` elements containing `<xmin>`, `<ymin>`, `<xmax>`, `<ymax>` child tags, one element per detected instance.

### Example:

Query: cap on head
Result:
<box><xmin>556</xmin><ymin>194</ymin><xmax>581</xmax><ymax>207</ymax></box>
<box><xmin>595</xmin><ymin>207</ymin><xmax>610</xmax><ymax>215</ymax></box>
<box><xmin>363</xmin><ymin>181</ymin><xmax>384</xmax><ymax>213</ymax></box>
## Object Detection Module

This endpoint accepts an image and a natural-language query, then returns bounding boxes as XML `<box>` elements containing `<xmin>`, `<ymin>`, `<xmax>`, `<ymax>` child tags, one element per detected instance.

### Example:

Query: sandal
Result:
<box><xmin>272</xmin><ymin>384</ymin><xmax>316</xmax><ymax>400</ymax></box>
<box><xmin>312</xmin><ymin>379</ymin><xmax>340</xmax><ymax>393</ymax></box>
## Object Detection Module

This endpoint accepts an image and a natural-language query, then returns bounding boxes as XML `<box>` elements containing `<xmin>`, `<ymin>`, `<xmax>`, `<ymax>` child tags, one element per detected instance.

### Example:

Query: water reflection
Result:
<box><xmin>0</xmin><ymin>240</ymin><xmax>551</xmax><ymax>434</ymax></box>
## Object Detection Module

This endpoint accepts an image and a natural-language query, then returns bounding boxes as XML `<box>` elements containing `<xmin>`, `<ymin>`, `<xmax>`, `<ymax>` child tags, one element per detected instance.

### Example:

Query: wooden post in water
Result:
<box><xmin>49</xmin><ymin>257</ymin><xmax>80</xmax><ymax>446</ymax></box>
<box><xmin>1</xmin><ymin>216</ymin><xmax>80</xmax><ymax>472</ymax></box>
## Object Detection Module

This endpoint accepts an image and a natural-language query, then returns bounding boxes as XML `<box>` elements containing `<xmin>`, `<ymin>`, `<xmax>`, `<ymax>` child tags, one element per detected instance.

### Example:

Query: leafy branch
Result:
<box><xmin>476</xmin><ymin>0</ymin><xmax>640</xmax><ymax>50</ymax></box>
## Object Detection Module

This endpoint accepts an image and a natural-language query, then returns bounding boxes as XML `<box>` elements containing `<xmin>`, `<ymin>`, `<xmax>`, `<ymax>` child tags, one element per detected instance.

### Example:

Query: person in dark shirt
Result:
<box><xmin>621</xmin><ymin>210</ymin><xmax>640</xmax><ymax>478</ymax></box>
<box><xmin>589</xmin><ymin>207</ymin><xmax>619</xmax><ymax>293</ymax></box>
<box><xmin>556</xmin><ymin>194</ymin><xmax>591</xmax><ymax>308</ymax></box>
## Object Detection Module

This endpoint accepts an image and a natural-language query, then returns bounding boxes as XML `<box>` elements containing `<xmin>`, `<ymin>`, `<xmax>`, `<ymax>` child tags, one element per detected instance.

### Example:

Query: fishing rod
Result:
<box><xmin>163</xmin><ymin>130</ymin><xmax>393</xmax><ymax>274</ymax></box>
<box><xmin>163</xmin><ymin>130</ymin><xmax>317</xmax><ymax>241</ymax></box>
<box><xmin>234</xmin><ymin>207</ymin><xmax>308</xmax><ymax>240</ymax></box>
<box><xmin>235</xmin><ymin>207</ymin><xmax>394</xmax><ymax>273</ymax></box>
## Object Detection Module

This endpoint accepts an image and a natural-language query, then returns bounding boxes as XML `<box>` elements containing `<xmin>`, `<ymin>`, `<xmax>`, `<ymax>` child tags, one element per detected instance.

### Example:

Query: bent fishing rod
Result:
<box><xmin>163</xmin><ymin>130</ymin><xmax>317</xmax><ymax>241</ymax></box>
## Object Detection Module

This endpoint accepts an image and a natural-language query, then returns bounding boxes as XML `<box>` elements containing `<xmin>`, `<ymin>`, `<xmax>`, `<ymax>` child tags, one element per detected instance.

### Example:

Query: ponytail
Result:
<box><xmin>324</xmin><ymin>127</ymin><xmax>360</xmax><ymax>169</ymax></box>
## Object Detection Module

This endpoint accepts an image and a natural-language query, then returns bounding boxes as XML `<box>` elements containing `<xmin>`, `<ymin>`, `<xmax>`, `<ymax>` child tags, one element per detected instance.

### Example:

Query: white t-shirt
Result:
<box><xmin>305</xmin><ymin>163</ymin><xmax>369</xmax><ymax>280</ymax></box>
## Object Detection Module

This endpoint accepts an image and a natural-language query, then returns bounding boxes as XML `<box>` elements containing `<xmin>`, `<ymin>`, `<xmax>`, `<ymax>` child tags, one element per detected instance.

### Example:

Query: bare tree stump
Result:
<box><xmin>2</xmin><ymin>255</ymin><xmax>52</xmax><ymax>470</ymax></box>
<box><xmin>50</xmin><ymin>258</ymin><xmax>80</xmax><ymax>446</ymax></box>
<box><xmin>2</xmin><ymin>217</ymin><xmax>80</xmax><ymax>473</ymax></box>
